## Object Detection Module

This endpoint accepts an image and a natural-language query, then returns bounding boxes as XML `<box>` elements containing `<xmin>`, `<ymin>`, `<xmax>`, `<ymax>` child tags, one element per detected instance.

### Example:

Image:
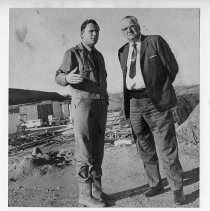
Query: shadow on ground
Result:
<box><xmin>107</xmin><ymin>167</ymin><xmax>199</xmax><ymax>207</ymax></box>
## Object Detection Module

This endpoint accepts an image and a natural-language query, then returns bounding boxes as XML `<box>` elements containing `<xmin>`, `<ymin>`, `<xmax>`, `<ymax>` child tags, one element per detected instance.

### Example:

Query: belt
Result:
<box><xmin>128</xmin><ymin>88</ymin><xmax>149</xmax><ymax>99</ymax></box>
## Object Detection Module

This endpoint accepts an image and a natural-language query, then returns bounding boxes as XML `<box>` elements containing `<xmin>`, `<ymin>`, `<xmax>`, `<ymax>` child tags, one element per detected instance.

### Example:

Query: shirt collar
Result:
<box><xmin>82</xmin><ymin>42</ymin><xmax>93</xmax><ymax>52</ymax></box>
<box><xmin>129</xmin><ymin>36</ymin><xmax>141</xmax><ymax>47</ymax></box>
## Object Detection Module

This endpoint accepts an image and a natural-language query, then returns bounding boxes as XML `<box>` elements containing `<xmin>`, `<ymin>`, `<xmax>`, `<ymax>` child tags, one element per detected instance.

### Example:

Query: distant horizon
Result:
<box><xmin>9</xmin><ymin>83</ymin><xmax>200</xmax><ymax>95</ymax></box>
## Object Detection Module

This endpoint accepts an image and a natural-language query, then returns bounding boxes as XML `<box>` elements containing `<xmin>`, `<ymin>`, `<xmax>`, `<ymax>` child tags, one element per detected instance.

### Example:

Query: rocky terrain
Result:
<box><xmin>8</xmin><ymin>108</ymin><xmax>199</xmax><ymax>207</ymax></box>
<box><xmin>176</xmin><ymin>104</ymin><xmax>199</xmax><ymax>146</ymax></box>
<box><xmin>8</xmin><ymin>136</ymin><xmax>199</xmax><ymax>207</ymax></box>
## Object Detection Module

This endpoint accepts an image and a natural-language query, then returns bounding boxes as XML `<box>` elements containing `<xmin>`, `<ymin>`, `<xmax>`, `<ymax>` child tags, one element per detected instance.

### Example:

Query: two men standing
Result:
<box><xmin>55</xmin><ymin>16</ymin><xmax>186</xmax><ymax>207</ymax></box>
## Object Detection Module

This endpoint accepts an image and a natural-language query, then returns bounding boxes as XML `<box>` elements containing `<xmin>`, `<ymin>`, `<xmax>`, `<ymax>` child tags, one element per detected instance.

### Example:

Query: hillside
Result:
<box><xmin>172</xmin><ymin>93</ymin><xmax>199</xmax><ymax>125</ymax></box>
<box><xmin>9</xmin><ymin>88</ymin><xmax>66</xmax><ymax>106</ymax></box>
<box><xmin>174</xmin><ymin>84</ymin><xmax>199</xmax><ymax>95</ymax></box>
<box><xmin>176</xmin><ymin>104</ymin><xmax>199</xmax><ymax>145</ymax></box>
<box><xmin>108</xmin><ymin>85</ymin><xmax>200</xmax><ymax>126</ymax></box>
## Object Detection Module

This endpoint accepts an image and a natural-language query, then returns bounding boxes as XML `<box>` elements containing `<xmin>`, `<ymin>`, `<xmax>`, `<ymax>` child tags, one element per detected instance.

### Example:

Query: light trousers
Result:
<box><xmin>71</xmin><ymin>98</ymin><xmax>107</xmax><ymax>183</ymax></box>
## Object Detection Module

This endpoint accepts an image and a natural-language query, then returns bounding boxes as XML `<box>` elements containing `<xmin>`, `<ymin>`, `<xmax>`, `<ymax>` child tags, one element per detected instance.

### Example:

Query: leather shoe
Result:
<box><xmin>174</xmin><ymin>189</ymin><xmax>186</xmax><ymax>205</ymax></box>
<box><xmin>144</xmin><ymin>185</ymin><xmax>164</xmax><ymax>197</ymax></box>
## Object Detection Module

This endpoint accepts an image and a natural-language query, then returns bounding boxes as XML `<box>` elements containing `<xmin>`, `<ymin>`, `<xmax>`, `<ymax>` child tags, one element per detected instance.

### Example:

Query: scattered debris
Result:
<box><xmin>8</xmin><ymin>130</ymin><xmax>68</xmax><ymax>154</ymax></box>
<box><xmin>105</xmin><ymin>111</ymin><xmax>132</xmax><ymax>145</ymax></box>
<box><xmin>32</xmin><ymin>146</ymin><xmax>43</xmax><ymax>156</ymax></box>
<box><xmin>9</xmin><ymin>146</ymin><xmax>76</xmax><ymax>182</ymax></box>
<box><xmin>114</xmin><ymin>139</ymin><xmax>134</xmax><ymax>147</ymax></box>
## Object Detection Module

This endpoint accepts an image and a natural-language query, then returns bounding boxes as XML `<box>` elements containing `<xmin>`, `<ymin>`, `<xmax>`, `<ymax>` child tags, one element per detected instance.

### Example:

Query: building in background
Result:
<box><xmin>9</xmin><ymin>113</ymin><xmax>20</xmax><ymax>134</ymax></box>
<box><xmin>9</xmin><ymin>101</ymin><xmax>71</xmax><ymax>134</ymax></box>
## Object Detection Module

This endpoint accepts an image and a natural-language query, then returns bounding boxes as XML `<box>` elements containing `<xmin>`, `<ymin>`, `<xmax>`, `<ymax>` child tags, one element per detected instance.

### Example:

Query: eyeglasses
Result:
<box><xmin>121</xmin><ymin>24</ymin><xmax>137</xmax><ymax>32</ymax></box>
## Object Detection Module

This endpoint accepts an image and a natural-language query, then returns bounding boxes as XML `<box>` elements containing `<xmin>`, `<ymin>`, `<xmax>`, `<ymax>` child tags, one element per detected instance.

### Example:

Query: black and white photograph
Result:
<box><xmin>2</xmin><ymin>0</ymin><xmax>210</xmax><ymax>209</ymax></box>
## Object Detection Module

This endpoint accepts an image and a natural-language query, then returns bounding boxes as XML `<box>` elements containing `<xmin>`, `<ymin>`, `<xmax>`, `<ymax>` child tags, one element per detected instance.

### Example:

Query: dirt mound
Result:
<box><xmin>176</xmin><ymin>104</ymin><xmax>199</xmax><ymax>145</ymax></box>
<box><xmin>172</xmin><ymin>93</ymin><xmax>199</xmax><ymax>125</ymax></box>
<box><xmin>9</xmin><ymin>156</ymin><xmax>49</xmax><ymax>181</ymax></box>
<box><xmin>9</xmin><ymin>147</ymin><xmax>75</xmax><ymax>182</ymax></box>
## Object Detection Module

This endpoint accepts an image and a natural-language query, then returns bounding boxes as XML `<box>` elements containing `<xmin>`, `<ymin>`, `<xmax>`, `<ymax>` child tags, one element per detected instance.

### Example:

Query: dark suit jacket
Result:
<box><xmin>118</xmin><ymin>35</ymin><xmax>178</xmax><ymax>119</ymax></box>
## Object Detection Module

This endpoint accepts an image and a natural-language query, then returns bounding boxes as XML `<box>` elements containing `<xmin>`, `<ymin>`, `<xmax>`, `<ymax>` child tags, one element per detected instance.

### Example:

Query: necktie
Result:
<box><xmin>129</xmin><ymin>43</ymin><xmax>137</xmax><ymax>79</ymax></box>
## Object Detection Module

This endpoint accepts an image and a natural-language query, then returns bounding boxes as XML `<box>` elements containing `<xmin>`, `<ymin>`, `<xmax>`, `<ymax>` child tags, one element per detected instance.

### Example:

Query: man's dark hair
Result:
<box><xmin>81</xmin><ymin>19</ymin><xmax>100</xmax><ymax>32</ymax></box>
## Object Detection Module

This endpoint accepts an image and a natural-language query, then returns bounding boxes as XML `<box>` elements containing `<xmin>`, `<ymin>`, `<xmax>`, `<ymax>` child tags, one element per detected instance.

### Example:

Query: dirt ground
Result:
<box><xmin>8</xmin><ymin>127</ymin><xmax>199</xmax><ymax>208</ymax></box>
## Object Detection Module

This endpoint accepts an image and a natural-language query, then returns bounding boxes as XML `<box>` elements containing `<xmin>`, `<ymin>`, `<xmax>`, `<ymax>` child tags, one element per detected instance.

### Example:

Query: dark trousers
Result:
<box><xmin>130</xmin><ymin>96</ymin><xmax>183</xmax><ymax>191</ymax></box>
<box><xmin>71</xmin><ymin>98</ymin><xmax>107</xmax><ymax>183</ymax></box>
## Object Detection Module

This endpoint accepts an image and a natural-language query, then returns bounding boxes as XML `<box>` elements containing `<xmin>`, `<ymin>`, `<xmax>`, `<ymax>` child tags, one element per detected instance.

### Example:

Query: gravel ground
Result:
<box><xmin>102</xmin><ymin>143</ymin><xmax>199</xmax><ymax>208</ymax></box>
<box><xmin>8</xmin><ymin>139</ymin><xmax>199</xmax><ymax>208</ymax></box>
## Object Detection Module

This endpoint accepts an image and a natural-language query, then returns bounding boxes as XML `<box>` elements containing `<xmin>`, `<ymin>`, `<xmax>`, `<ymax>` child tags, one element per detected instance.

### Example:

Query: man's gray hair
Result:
<box><xmin>121</xmin><ymin>16</ymin><xmax>139</xmax><ymax>25</ymax></box>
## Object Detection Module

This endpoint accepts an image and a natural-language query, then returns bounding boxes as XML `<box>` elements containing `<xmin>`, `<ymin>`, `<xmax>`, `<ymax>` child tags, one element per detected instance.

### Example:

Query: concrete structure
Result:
<box><xmin>52</xmin><ymin>102</ymin><xmax>63</xmax><ymax>119</ymax></box>
<box><xmin>62</xmin><ymin>103</ymin><xmax>70</xmax><ymax>119</ymax></box>
<box><xmin>9</xmin><ymin>113</ymin><xmax>20</xmax><ymax>134</ymax></box>
<box><xmin>19</xmin><ymin>104</ymin><xmax>38</xmax><ymax>120</ymax></box>
<box><xmin>37</xmin><ymin>103</ymin><xmax>53</xmax><ymax>124</ymax></box>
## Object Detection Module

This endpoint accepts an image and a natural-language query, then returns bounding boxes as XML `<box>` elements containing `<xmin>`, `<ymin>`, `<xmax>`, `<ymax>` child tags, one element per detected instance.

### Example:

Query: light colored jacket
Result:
<box><xmin>56</xmin><ymin>43</ymin><xmax>108</xmax><ymax>100</ymax></box>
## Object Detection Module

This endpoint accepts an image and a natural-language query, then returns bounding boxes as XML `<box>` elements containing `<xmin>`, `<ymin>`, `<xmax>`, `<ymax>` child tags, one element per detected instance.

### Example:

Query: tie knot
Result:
<box><xmin>90</xmin><ymin>48</ymin><xmax>97</xmax><ymax>58</ymax></box>
<box><xmin>131</xmin><ymin>43</ymin><xmax>137</xmax><ymax>61</ymax></box>
<box><xmin>91</xmin><ymin>47</ymin><xmax>96</xmax><ymax>52</ymax></box>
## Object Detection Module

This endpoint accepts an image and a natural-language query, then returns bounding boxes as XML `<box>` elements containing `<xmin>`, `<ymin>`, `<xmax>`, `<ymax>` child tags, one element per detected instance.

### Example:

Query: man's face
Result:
<box><xmin>121</xmin><ymin>18</ymin><xmax>141</xmax><ymax>42</ymax></box>
<box><xmin>81</xmin><ymin>23</ymin><xmax>99</xmax><ymax>47</ymax></box>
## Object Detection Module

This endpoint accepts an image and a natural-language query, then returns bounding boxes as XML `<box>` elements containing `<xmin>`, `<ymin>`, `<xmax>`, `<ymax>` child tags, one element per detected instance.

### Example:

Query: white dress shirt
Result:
<box><xmin>126</xmin><ymin>41</ymin><xmax>145</xmax><ymax>90</ymax></box>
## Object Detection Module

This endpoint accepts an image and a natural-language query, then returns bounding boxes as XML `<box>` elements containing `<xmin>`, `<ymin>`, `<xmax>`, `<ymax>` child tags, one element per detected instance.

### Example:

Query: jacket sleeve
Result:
<box><xmin>156</xmin><ymin>35</ymin><xmax>179</xmax><ymax>83</ymax></box>
<box><xmin>55</xmin><ymin>49</ymin><xmax>75</xmax><ymax>87</ymax></box>
<box><xmin>99</xmin><ymin>53</ymin><xmax>109</xmax><ymax>101</ymax></box>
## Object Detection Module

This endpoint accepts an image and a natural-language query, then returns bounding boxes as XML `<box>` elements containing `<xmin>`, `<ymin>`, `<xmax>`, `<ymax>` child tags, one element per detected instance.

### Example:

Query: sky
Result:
<box><xmin>9</xmin><ymin>8</ymin><xmax>200</xmax><ymax>95</ymax></box>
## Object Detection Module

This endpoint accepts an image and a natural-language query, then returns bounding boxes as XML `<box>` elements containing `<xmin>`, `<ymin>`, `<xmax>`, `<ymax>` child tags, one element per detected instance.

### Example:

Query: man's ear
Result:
<box><xmin>81</xmin><ymin>30</ymin><xmax>84</xmax><ymax>39</ymax></box>
<box><xmin>137</xmin><ymin>25</ymin><xmax>141</xmax><ymax>32</ymax></box>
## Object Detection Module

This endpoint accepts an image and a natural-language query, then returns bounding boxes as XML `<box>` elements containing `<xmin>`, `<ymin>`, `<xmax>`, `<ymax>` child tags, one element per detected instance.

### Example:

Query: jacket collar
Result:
<box><xmin>140</xmin><ymin>34</ymin><xmax>148</xmax><ymax>60</ymax></box>
<box><xmin>76</xmin><ymin>42</ymin><xmax>98</xmax><ymax>69</ymax></box>
<box><xmin>77</xmin><ymin>42</ymin><xmax>98</xmax><ymax>53</ymax></box>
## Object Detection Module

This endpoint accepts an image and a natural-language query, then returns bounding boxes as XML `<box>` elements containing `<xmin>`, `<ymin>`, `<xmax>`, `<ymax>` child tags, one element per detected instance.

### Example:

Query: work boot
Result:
<box><xmin>144</xmin><ymin>183</ymin><xmax>164</xmax><ymax>197</ymax></box>
<box><xmin>174</xmin><ymin>189</ymin><xmax>186</xmax><ymax>205</ymax></box>
<box><xmin>92</xmin><ymin>177</ymin><xmax>110</xmax><ymax>202</ymax></box>
<box><xmin>78</xmin><ymin>182</ymin><xmax>106</xmax><ymax>207</ymax></box>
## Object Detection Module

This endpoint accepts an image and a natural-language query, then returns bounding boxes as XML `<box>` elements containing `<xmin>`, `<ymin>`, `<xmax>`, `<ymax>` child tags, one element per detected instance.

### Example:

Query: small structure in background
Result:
<box><xmin>9</xmin><ymin>101</ymin><xmax>71</xmax><ymax>135</ymax></box>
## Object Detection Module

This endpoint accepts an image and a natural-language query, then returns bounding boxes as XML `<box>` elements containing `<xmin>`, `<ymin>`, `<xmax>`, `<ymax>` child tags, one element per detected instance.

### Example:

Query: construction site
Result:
<box><xmin>8</xmin><ymin>86</ymin><xmax>200</xmax><ymax>208</ymax></box>
<box><xmin>9</xmin><ymin>100</ymin><xmax>134</xmax><ymax>156</ymax></box>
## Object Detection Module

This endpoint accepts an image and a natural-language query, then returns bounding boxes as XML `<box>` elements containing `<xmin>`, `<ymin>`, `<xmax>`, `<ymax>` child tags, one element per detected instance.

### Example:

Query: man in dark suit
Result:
<box><xmin>118</xmin><ymin>16</ymin><xmax>186</xmax><ymax>205</ymax></box>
